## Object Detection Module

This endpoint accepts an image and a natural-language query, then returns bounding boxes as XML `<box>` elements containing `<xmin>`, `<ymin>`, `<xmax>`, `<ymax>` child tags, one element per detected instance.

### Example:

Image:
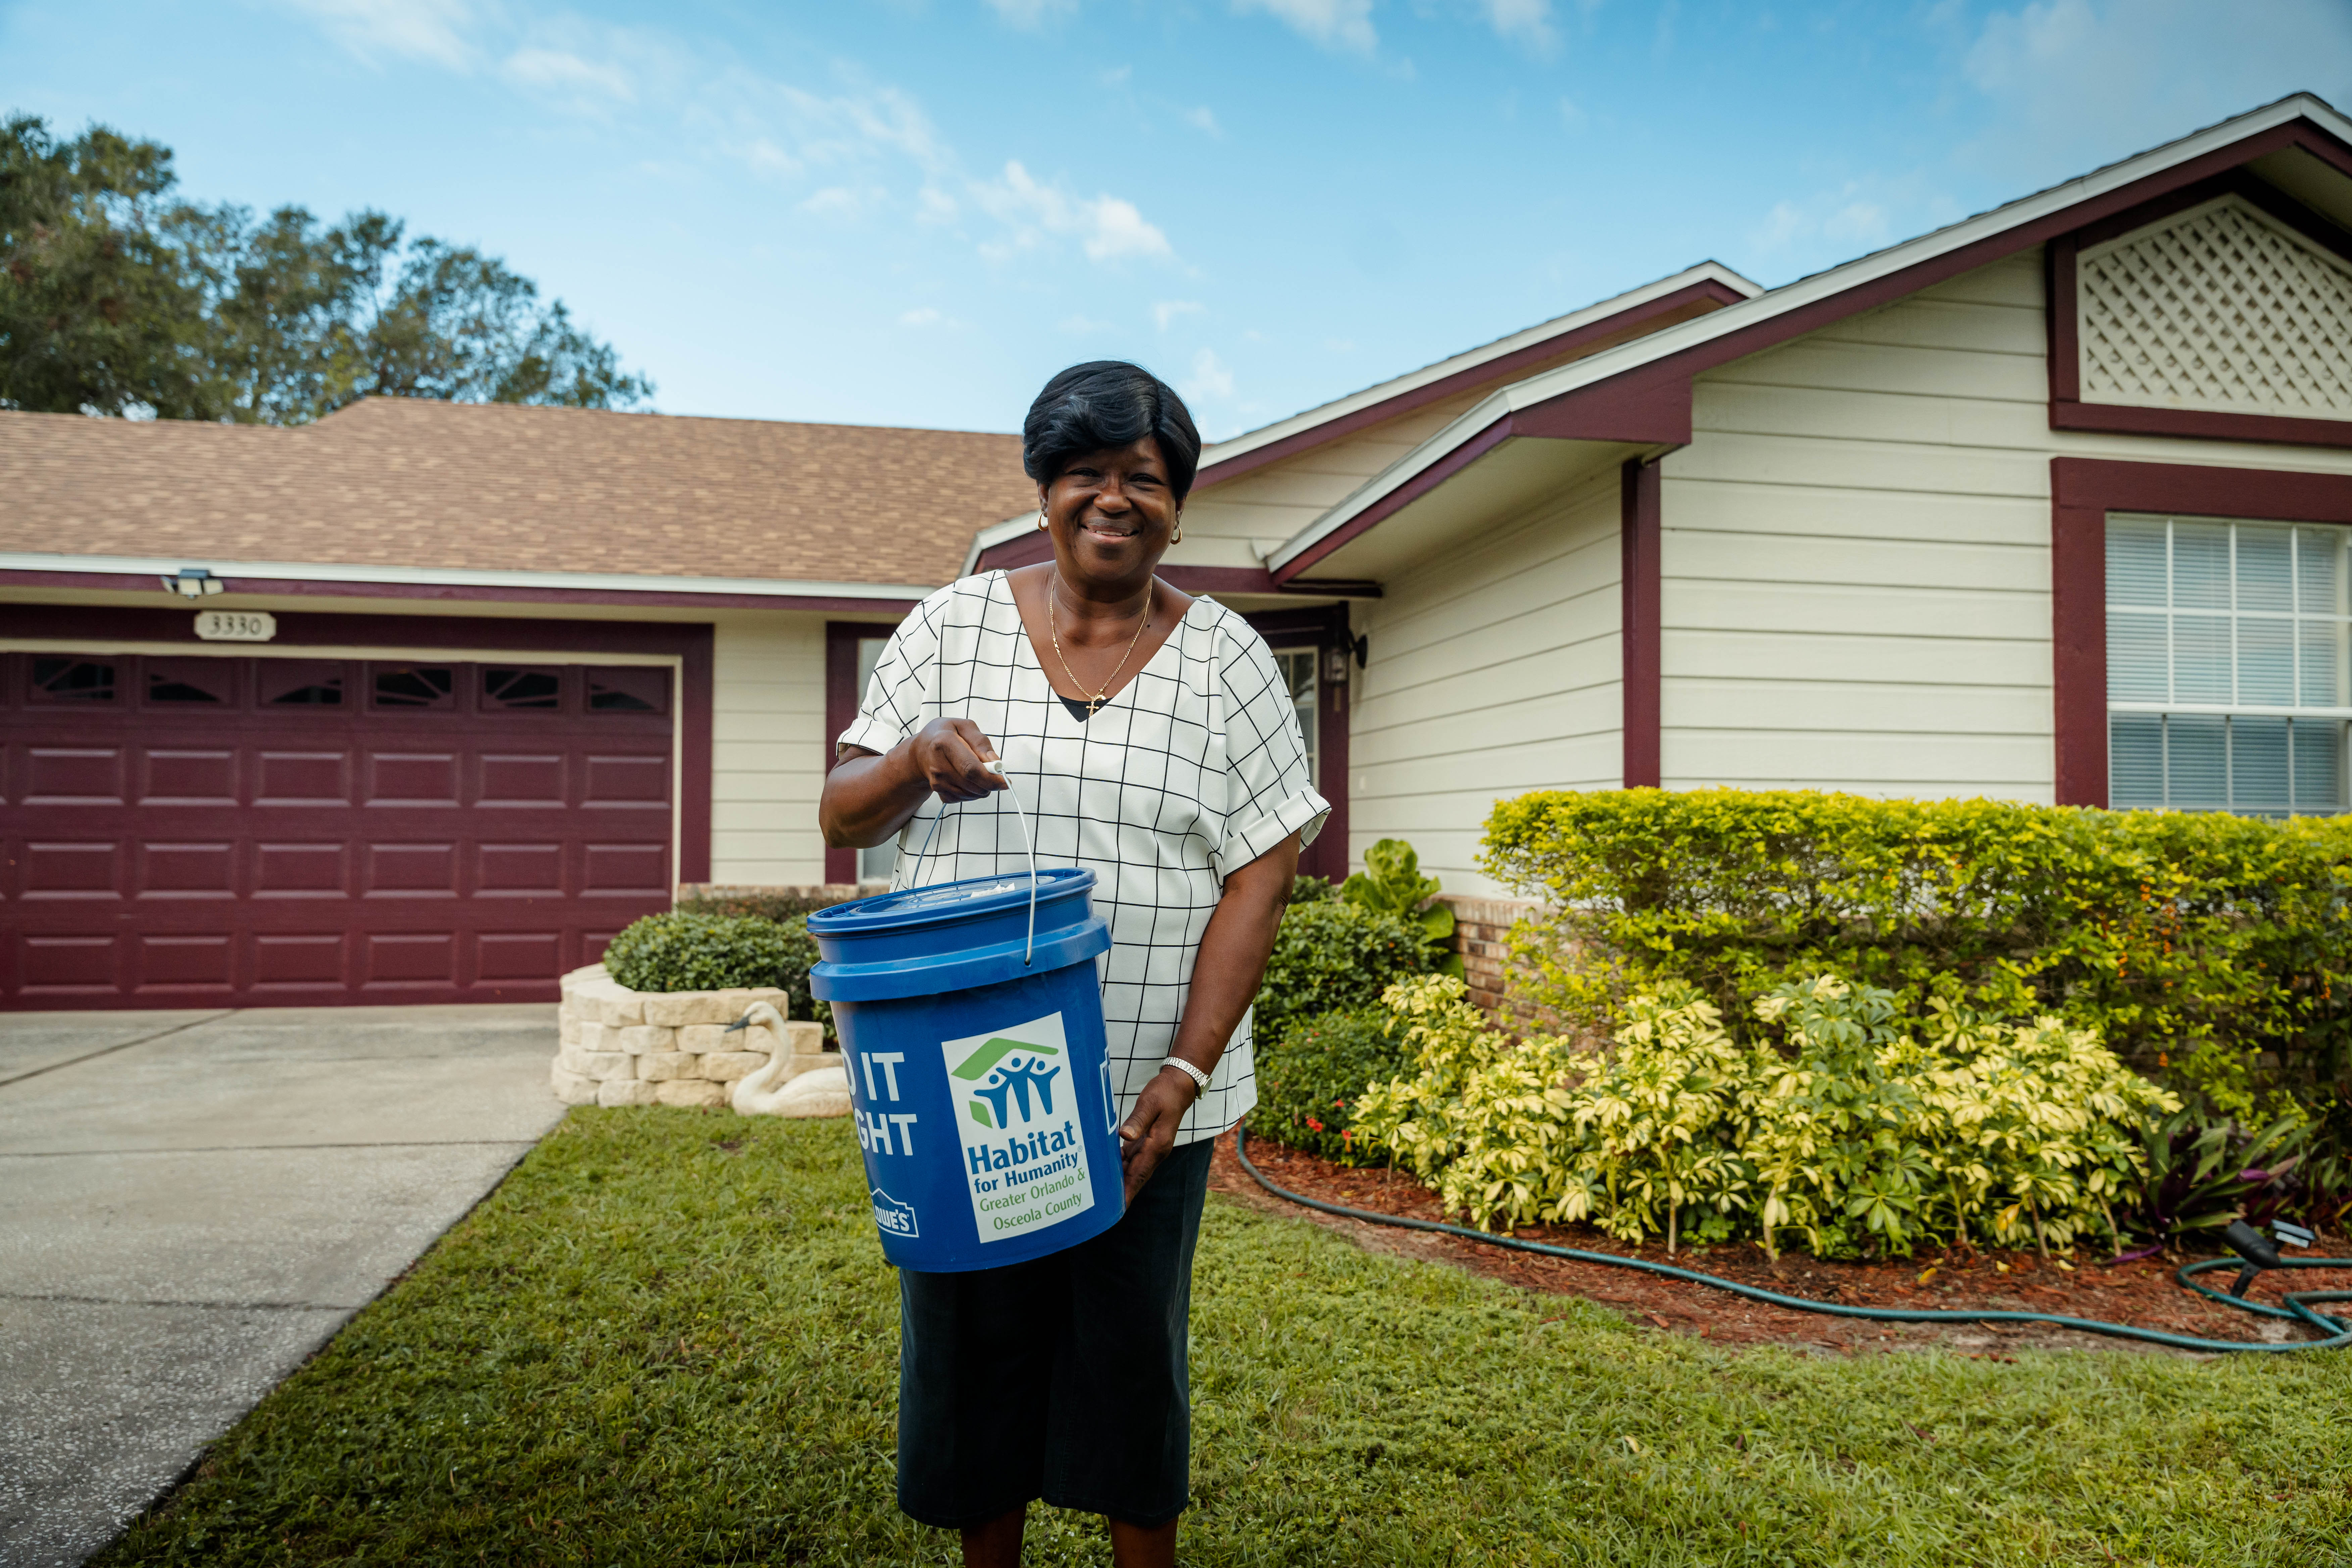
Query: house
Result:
<box><xmin>0</xmin><ymin>401</ymin><xmax>1038</xmax><ymax>1006</ymax></box>
<box><xmin>975</xmin><ymin>90</ymin><xmax>2352</xmax><ymax>895</ymax></box>
<box><xmin>8</xmin><ymin>93</ymin><xmax>2352</xmax><ymax>1009</ymax></box>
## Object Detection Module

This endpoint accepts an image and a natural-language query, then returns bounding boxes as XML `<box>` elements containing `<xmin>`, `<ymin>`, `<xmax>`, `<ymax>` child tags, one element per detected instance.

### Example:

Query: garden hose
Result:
<box><xmin>1231</xmin><ymin>1127</ymin><xmax>2352</xmax><ymax>1354</ymax></box>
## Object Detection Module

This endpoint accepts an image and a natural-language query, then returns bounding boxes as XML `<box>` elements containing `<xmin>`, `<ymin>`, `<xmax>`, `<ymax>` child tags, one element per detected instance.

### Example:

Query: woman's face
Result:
<box><xmin>1040</xmin><ymin>436</ymin><xmax>1178</xmax><ymax>589</ymax></box>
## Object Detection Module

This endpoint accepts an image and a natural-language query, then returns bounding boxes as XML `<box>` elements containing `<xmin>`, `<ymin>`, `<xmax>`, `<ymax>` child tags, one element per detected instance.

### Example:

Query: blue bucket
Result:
<box><xmin>808</xmin><ymin>866</ymin><xmax>1126</xmax><ymax>1272</ymax></box>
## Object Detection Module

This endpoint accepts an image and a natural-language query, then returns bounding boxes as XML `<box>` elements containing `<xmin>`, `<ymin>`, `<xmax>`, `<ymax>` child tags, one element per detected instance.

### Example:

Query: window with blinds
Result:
<box><xmin>2107</xmin><ymin>514</ymin><xmax>2351</xmax><ymax>816</ymax></box>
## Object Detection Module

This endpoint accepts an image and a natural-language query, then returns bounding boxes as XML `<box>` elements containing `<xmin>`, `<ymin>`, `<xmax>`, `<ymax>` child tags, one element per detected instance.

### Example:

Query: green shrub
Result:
<box><xmin>1481</xmin><ymin>788</ymin><xmax>2352</xmax><ymax>1125</ymax></box>
<box><xmin>675</xmin><ymin>888</ymin><xmax>860</xmax><ymax>923</ymax></box>
<box><xmin>601</xmin><ymin>911</ymin><xmax>821</xmax><ymax>1022</ymax></box>
<box><xmin>1252</xmin><ymin>1007</ymin><xmax>1408</xmax><ymax>1164</ymax></box>
<box><xmin>1253</xmin><ymin>899</ymin><xmax>1433</xmax><ymax>1051</ymax></box>
<box><xmin>1288</xmin><ymin>874</ymin><xmax>1337</xmax><ymax>904</ymax></box>
<box><xmin>1340</xmin><ymin>837</ymin><xmax>1465</xmax><ymax>978</ymax></box>
<box><xmin>1355</xmin><ymin>972</ymin><xmax>2178</xmax><ymax>1258</ymax></box>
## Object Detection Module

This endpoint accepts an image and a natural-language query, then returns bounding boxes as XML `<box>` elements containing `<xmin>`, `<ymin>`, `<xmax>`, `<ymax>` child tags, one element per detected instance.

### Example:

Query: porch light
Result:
<box><xmin>160</xmin><ymin>568</ymin><xmax>226</xmax><ymax>598</ymax></box>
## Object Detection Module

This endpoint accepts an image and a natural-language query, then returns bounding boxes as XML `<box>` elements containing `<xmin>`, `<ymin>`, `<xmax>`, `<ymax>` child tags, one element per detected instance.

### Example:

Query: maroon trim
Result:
<box><xmin>2048</xmin><ymin>457</ymin><xmax>2352</xmax><ymax>807</ymax></box>
<box><xmin>1243</xmin><ymin>604</ymin><xmax>1353</xmax><ymax>882</ymax></box>
<box><xmin>822</xmin><ymin>619</ymin><xmax>905</xmax><ymax>883</ymax></box>
<box><xmin>3</xmin><ymin>604</ymin><xmax>717</xmax><ymax>884</ymax></box>
<box><xmin>1274</xmin><ymin>419</ymin><xmax>1515</xmax><ymax>584</ymax></box>
<box><xmin>2047</xmin><ymin>230</ymin><xmax>2081</xmax><ymax>405</ymax></box>
<box><xmin>0</xmin><ymin>568</ymin><xmax>922</xmax><ymax>616</ymax></box>
<box><xmin>1193</xmin><ymin>279</ymin><xmax>1747</xmax><ymax>491</ymax></box>
<box><xmin>2051</xmin><ymin>401</ymin><xmax>2352</xmax><ymax>449</ymax></box>
<box><xmin>2047</xmin><ymin>167</ymin><xmax>2352</xmax><ymax>449</ymax></box>
<box><xmin>970</xmin><ymin>529</ymin><xmax>1055</xmax><ymax>574</ymax></box>
<box><xmin>1620</xmin><ymin>459</ymin><xmax>1662</xmax><ymax>789</ymax></box>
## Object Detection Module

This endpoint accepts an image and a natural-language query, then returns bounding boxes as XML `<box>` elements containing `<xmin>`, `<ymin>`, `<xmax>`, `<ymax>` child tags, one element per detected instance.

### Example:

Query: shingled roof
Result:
<box><xmin>0</xmin><ymin>396</ymin><xmax>1034</xmax><ymax>589</ymax></box>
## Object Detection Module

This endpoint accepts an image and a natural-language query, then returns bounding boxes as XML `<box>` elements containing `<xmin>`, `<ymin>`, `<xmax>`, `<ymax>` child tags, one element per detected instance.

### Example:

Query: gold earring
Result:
<box><xmin>1172</xmin><ymin>514</ymin><xmax>1184</xmax><ymax>545</ymax></box>
<box><xmin>1036</xmin><ymin>511</ymin><xmax>1047</xmax><ymax>532</ymax></box>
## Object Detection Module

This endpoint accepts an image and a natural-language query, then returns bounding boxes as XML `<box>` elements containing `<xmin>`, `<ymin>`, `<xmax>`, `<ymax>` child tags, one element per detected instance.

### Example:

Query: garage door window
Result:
<box><xmin>30</xmin><ymin>657</ymin><xmax>115</xmax><ymax>702</ymax></box>
<box><xmin>374</xmin><ymin>665</ymin><xmax>454</xmax><ymax>709</ymax></box>
<box><xmin>146</xmin><ymin>658</ymin><xmax>234</xmax><ymax>705</ymax></box>
<box><xmin>586</xmin><ymin>668</ymin><xmax>667</xmax><ymax>712</ymax></box>
<box><xmin>260</xmin><ymin>661</ymin><xmax>345</xmax><ymax>705</ymax></box>
<box><xmin>2107</xmin><ymin>514</ymin><xmax>2351</xmax><ymax>815</ymax></box>
<box><xmin>484</xmin><ymin>667</ymin><xmax>562</xmax><ymax>710</ymax></box>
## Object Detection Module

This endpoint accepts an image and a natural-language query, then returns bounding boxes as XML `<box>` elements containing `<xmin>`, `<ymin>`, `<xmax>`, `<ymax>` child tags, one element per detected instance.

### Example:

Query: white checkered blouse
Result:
<box><xmin>837</xmin><ymin>571</ymin><xmax>1331</xmax><ymax>1145</ymax></box>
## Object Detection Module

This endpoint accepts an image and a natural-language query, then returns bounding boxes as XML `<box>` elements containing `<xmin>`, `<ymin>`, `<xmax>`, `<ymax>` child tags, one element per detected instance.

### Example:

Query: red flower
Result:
<box><xmin>1306</xmin><ymin>1117</ymin><xmax>1325</xmax><ymax>1132</ymax></box>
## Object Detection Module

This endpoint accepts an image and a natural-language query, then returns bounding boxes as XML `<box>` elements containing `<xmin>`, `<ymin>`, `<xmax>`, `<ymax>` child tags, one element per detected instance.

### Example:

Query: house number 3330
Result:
<box><xmin>194</xmin><ymin>610</ymin><xmax>276</xmax><ymax>642</ymax></box>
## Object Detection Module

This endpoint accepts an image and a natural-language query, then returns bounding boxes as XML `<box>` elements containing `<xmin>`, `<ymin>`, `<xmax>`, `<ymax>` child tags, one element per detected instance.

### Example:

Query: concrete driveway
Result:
<box><xmin>0</xmin><ymin>1004</ymin><xmax>565</xmax><ymax>1567</ymax></box>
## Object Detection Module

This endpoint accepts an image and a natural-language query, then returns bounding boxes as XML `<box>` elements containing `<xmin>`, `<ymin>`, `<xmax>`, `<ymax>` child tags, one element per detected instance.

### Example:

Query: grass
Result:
<box><xmin>100</xmin><ymin>1110</ymin><xmax>2352</xmax><ymax>1567</ymax></box>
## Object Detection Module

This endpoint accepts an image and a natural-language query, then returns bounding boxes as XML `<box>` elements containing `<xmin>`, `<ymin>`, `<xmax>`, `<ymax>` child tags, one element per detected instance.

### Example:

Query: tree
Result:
<box><xmin>1</xmin><ymin>115</ymin><xmax>652</xmax><ymax>423</ymax></box>
<box><xmin>0</xmin><ymin>114</ymin><xmax>219</xmax><ymax>418</ymax></box>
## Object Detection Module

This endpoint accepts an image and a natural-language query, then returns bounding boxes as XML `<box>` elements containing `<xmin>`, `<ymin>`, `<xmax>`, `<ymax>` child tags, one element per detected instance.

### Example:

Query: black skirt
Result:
<box><xmin>894</xmin><ymin>1137</ymin><xmax>1216</xmax><ymax>1531</ymax></box>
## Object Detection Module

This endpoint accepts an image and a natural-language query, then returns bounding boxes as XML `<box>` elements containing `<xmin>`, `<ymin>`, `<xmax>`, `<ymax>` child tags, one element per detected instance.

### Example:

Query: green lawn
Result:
<box><xmin>102</xmin><ymin>1111</ymin><xmax>2352</xmax><ymax>1567</ymax></box>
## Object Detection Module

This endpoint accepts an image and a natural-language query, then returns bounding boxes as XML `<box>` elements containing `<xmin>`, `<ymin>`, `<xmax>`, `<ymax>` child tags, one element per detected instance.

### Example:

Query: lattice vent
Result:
<box><xmin>2079</xmin><ymin>196</ymin><xmax>2352</xmax><ymax>421</ymax></box>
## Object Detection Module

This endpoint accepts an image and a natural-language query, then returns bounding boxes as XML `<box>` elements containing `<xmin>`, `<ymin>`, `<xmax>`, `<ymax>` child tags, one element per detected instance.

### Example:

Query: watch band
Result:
<box><xmin>1158</xmin><ymin>1056</ymin><xmax>1211</xmax><ymax>1093</ymax></box>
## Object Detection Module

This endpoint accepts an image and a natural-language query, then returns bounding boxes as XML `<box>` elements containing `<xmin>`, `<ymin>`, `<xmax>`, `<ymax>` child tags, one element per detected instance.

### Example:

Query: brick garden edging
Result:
<box><xmin>551</xmin><ymin>964</ymin><xmax>832</xmax><ymax>1109</ymax></box>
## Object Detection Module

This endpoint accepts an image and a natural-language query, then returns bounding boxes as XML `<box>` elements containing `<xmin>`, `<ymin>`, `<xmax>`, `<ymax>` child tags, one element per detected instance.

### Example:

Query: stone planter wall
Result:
<box><xmin>551</xmin><ymin>964</ymin><xmax>832</xmax><ymax>1109</ymax></box>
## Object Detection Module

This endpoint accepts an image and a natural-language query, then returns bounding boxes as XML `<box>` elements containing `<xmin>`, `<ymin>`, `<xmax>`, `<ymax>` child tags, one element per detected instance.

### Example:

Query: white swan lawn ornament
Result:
<box><xmin>725</xmin><ymin>1001</ymin><xmax>851</xmax><ymax>1117</ymax></box>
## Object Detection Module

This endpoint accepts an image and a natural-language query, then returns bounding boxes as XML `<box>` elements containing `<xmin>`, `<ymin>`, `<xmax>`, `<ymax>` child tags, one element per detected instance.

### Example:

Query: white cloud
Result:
<box><xmin>973</xmin><ymin>161</ymin><xmax>1174</xmax><ymax>262</ymax></box>
<box><xmin>1183</xmin><ymin>347</ymin><xmax>1234</xmax><ymax>400</ymax></box>
<box><xmin>1152</xmin><ymin>299</ymin><xmax>1205</xmax><ymax>330</ymax></box>
<box><xmin>1558</xmin><ymin>96</ymin><xmax>1585</xmax><ymax>129</ymax></box>
<box><xmin>742</xmin><ymin>137</ymin><xmax>799</xmax><ymax>176</ymax></box>
<box><xmin>1058</xmin><ymin>314</ymin><xmax>1115</xmax><ymax>333</ymax></box>
<box><xmin>1233</xmin><ymin>0</ymin><xmax>1376</xmax><ymax>54</ymax></box>
<box><xmin>917</xmin><ymin>186</ymin><xmax>959</xmax><ymax>223</ymax></box>
<box><xmin>899</xmin><ymin>307</ymin><xmax>944</xmax><ymax>327</ymax></box>
<box><xmin>501</xmin><ymin>47</ymin><xmax>633</xmax><ymax>101</ymax></box>
<box><xmin>985</xmin><ymin>0</ymin><xmax>1080</xmax><ymax>26</ymax></box>
<box><xmin>282</xmin><ymin>0</ymin><xmax>477</xmax><ymax>68</ymax></box>
<box><xmin>1751</xmin><ymin>200</ymin><xmax>1804</xmax><ymax>252</ymax></box>
<box><xmin>1821</xmin><ymin>199</ymin><xmax>1889</xmax><ymax>247</ymax></box>
<box><xmin>1959</xmin><ymin>0</ymin><xmax>2352</xmax><ymax>187</ymax></box>
<box><xmin>1183</xmin><ymin>105</ymin><xmax>1223</xmax><ymax>136</ymax></box>
<box><xmin>800</xmin><ymin>186</ymin><xmax>874</xmax><ymax>219</ymax></box>
<box><xmin>1479</xmin><ymin>0</ymin><xmax>1554</xmax><ymax>50</ymax></box>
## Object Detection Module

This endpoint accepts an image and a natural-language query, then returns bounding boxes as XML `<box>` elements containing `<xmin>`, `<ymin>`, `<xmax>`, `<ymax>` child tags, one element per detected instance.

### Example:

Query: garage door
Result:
<box><xmin>1</xmin><ymin>652</ymin><xmax>675</xmax><ymax>1008</ymax></box>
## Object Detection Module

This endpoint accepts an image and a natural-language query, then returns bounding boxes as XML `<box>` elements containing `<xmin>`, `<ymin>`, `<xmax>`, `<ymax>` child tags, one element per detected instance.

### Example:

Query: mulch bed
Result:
<box><xmin>1208</xmin><ymin>1129</ymin><xmax>2352</xmax><ymax>1357</ymax></box>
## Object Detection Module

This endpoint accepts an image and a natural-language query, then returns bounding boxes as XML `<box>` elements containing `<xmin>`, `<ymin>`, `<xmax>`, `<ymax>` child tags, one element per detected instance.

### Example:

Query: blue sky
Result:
<box><xmin>5</xmin><ymin>1</ymin><xmax>2350</xmax><ymax>438</ymax></box>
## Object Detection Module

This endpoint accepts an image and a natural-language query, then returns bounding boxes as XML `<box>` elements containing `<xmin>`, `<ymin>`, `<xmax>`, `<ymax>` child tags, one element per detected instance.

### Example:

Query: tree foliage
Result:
<box><xmin>1</xmin><ymin>114</ymin><xmax>651</xmax><ymax>423</ymax></box>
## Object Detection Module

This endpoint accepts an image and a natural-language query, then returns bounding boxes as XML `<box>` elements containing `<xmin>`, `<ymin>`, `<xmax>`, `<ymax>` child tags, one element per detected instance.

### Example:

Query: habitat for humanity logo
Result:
<box><xmin>939</xmin><ymin>1013</ymin><xmax>1093</xmax><ymax>1243</ymax></box>
<box><xmin>952</xmin><ymin>1035</ymin><xmax>1062</xmax><ymax>1128</ymax></box>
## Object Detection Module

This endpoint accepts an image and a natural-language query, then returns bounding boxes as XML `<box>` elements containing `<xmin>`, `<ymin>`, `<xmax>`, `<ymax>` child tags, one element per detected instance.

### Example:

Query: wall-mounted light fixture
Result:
<box><xmin>160</xmin><ymin>568</ymin><xmax>225</xmax><ymax>598</ymax></box>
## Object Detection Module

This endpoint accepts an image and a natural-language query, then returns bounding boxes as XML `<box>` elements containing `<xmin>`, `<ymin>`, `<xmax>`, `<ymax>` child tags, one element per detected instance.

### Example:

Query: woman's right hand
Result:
<box><xmin>907</xmin><ymin>718</ymin><xmax>1007</xmax><ymax>802</ymax></box>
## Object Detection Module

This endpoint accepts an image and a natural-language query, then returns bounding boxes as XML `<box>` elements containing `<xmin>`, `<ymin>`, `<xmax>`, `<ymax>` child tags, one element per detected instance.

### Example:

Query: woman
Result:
<box><xmin>820</xmin><ymin>360</ymin><xmax>1328</xmax><ymax>1568</ymax></box>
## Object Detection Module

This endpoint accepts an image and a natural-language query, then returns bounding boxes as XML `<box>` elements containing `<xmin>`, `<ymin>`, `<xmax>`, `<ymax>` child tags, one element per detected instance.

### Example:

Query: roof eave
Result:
<box><xmin>1266</xmin><ymin>93</ymin><xmax>2352</xmax><ymax>578</ymax></box>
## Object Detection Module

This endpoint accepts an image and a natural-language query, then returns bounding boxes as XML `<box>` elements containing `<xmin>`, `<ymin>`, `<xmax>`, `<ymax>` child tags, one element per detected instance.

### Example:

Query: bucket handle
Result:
<box><xmin>905</xmin><ymin>759</ymin><xmax>1040</xmax><ymax>967</ymax></box>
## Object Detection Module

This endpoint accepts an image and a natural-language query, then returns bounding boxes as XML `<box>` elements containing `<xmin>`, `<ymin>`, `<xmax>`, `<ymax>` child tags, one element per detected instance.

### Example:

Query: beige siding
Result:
<box><xmin>1180</xmin><ymin>392</ymin><xmax>1487</xmax><ymax>559</ymax></box>
<box><xmin>1348</xmin><ymin>463</ymin><xmax>1622</xmax><ymax>895</ymax></box>
<box><xmin>709</xmin><ymin>611</ymin><xmax>835</xmax><ymax>884</ymax></box>
<box><xmin>1667</xmin><ymin>249</ymin><xmax>2352</xmax><ymax>800</ymax></box>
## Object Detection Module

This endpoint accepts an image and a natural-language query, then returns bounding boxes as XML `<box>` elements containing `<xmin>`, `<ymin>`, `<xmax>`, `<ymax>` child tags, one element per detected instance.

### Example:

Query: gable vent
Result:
<box><xmin>2079</xmin><ymin>195</ymin><xmax>2352</xmax><ymax>423</ymax></box>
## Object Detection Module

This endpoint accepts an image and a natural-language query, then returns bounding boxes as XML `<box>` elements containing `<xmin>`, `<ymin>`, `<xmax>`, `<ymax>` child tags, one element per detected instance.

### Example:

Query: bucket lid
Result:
<box><xmin>810</xmin><ymin>865</ymin><xmax>1095</xmax><ymax>935</ymax></box>
<box><xmin>809</xmin><ymin>866</ymin><xmax>1109</xmax><ymax>1002</ymax></box>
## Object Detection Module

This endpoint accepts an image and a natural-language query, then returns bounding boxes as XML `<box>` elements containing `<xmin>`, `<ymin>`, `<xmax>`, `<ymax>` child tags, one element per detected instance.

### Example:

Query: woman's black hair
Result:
<box><xmin>1022</xmin><ymin>361</ymin><xmax>1203</xmax><ymax>505</ymax></box>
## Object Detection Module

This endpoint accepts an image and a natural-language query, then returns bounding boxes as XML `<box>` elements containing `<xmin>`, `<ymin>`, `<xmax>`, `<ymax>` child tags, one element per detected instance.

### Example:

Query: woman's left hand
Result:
<box><xmin>1116</xmin><ymin>1069</ymin><xmax>1199</xmax><ymax>1203</ymax></box>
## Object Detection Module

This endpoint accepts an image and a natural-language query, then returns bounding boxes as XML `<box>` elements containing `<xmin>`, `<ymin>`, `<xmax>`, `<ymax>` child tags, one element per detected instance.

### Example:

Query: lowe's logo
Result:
<box><xmin>871</xmin><ymin>1188</ymin><xmax>919</xmax><ymax>1238</ymax></box>
<box><xmin>951</xmin><ymin>1035</ymin><xmax>1063</xmax><ymax>1129</ymax></box>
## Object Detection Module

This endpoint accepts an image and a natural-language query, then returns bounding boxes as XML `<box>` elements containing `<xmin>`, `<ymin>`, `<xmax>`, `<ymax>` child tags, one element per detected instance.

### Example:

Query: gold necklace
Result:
<box><xmin>1049</xmin><ymin>574</ymin><xmax>1152</xmax><ymax>715</ymax></box>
